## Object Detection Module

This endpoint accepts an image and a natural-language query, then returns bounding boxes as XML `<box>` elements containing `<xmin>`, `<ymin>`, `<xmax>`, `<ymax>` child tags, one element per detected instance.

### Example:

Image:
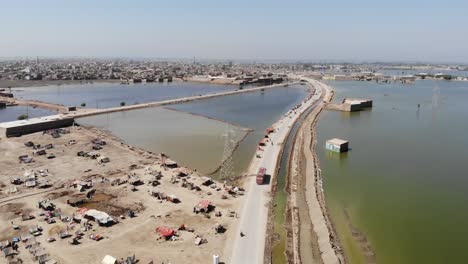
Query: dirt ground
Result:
<box><xmin>0</xmin><ymin>126</ymin><xmax>244</xmax><ymax>264</ymax></box>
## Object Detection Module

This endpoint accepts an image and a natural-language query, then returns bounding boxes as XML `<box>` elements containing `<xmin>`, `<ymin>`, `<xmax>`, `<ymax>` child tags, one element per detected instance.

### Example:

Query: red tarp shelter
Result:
<box><xmin>198</xmin><ymin>200</ymin><xmax>211</xmax><ymax>209</ymax></box>
<box><xmin>156</xmin><ymin>227</ymin><xmax>175</xmax><ymax>237</ymax></box>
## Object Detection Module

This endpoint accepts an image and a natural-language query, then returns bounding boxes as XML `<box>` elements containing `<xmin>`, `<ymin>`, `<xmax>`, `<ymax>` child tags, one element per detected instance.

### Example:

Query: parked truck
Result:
<box><xmin>256</xmin><ymin>167</ymin><xmax>266</xmax><ymax>185</ymax></box>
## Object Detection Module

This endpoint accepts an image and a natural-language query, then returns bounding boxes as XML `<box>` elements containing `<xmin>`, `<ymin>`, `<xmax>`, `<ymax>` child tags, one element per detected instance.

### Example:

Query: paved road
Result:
<box><xmin>230</xmin><ymin>80</ymin><xmax>323</xmax><ymax>264</ymax></box>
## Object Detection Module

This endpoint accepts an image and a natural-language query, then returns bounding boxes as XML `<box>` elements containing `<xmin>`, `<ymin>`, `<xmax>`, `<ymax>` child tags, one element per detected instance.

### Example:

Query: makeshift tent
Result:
<box><xmin>0</xmin><ymin>240</ymin><xmax>10</xmax><ymax>250</ymax></box>
<box><xmin>177</xmin><ymin>168</ymin><xmax>191</xmax><ymax>176</ymax></box>
<box><xmin>198</xmin><ymin>200</ymin><xmax>211</xmax><ymax>209</ymax></box>
<box><xmin>101</xmin><ymin>255</ymin><xmax>117</xmax><ymax>264</ymax></box>
<box><xmin>155</xmin><ymin>227</ymin><xmax>175</xmax><ymax>238</ymax></box>
<box><xmin>163</xmin><ymin>159</ymin><xmax>178</xmax><ymax>168</ymax></box>
<box><xmin>98</xmin><ymin>156</ymin><xmax>110</xmax><ymax>163</ymax></box>
<box><xmin>195</xmin><ymin>200</ymin><xmax>213</xmax><ymax>213</ymax></box>
<box><xmin>84</xmin><ymin>209</ymin><xmax>114</xmax><ymax>226</ymax></box>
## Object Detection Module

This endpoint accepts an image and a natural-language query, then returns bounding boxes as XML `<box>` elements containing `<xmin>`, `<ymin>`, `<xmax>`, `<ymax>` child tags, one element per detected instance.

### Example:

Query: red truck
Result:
<box><xmin>256</xmin><ymin>167</ymin><xmax>266</xmax><ymax>185</ymax></box>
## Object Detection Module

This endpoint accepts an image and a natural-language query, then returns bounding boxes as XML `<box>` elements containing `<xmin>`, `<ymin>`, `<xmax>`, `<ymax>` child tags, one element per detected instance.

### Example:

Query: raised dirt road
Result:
<box><xmin>291</xmin><ymin>78</ymin><xmax>343</xmax><ymax>264</ymax></box>
<box><xmin>229</xmin><ymin>78</ymin><xmax>323</xmax><ymax>264</ymax></box>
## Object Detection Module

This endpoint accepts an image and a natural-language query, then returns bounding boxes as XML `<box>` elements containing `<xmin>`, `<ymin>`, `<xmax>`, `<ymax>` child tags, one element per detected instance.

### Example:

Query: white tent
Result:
<box><xmin>101</xmin><ymin>255</ymin><xmax>117</xmax><ymax>264</ymax></box>
<box><xmin>85</xmin><ymin>209</ymin><xmax>114</xmax><ymax>225</ymax></box>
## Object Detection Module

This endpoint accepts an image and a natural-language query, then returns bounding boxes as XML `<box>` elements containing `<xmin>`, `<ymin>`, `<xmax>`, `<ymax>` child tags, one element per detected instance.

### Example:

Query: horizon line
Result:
<box><xmin>0</xmin><ymin>56</ymin><xmax>467</xmax><ymax>66</ymax></box>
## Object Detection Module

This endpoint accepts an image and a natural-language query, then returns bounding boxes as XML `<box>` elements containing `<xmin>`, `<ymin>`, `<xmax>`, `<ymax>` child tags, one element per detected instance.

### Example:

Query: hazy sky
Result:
<box><xmin>1</xmin><ymin>0</ymin><xmax>468</xmax><ymax>63</ymax></box>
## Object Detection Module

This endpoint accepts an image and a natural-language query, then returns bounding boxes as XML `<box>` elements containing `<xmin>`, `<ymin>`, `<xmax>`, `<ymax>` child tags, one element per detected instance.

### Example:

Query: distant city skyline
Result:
<box><xmin>2</xmin><ymin>0</ymin><xmax>468</xmax><ymax>63</ymax></box>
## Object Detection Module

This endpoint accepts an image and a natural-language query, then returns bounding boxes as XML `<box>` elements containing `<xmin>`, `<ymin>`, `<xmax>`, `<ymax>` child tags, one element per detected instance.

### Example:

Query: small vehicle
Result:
<box><xmin>89</xmin><ymin>234</ymin><xmax>103</xmax><ymax>241</ymax></box>
<box><xmin>92</xmin><ymin>145</ymin><xmax>102</xmax><ymax>150</ymax></box>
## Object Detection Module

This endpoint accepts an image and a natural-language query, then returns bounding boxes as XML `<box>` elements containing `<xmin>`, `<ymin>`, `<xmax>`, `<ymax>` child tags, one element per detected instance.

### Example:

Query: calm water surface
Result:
<box><xmin>79</xmin><ymin>85</ymin><xmax>309</xmax><ymax>177</ymax></box>
<box><xmin>12</xmin><ymin>82</ymin><xmax>237</xmax><ymax>108</ymax></box>
<box><xmin>0</xmin><ymin>106</ymin><xmax>56</xmax><ymax>122</ymax></box>
<box><xmin>317</xmin><ymin>80</ymin><xmax>468</xmax><ymax>264</ymax></box>
<box><xmin>77</xmin><ymin>107</ymin><xmax>247</xmax><ymax>175</ymax></box>
<box><xmin>171</xmin><ymin>85</ymin><xmax>310</xmax><ymax>176</ymax></box>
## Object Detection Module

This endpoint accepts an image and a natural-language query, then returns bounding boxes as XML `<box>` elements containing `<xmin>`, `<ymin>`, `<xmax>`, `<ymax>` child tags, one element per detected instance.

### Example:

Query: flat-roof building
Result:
<box><xmin>0</xmin><ymin>115</ymin><xmax>74</xmax><ymax>137</ymax></box>
<box><xmin>326</xmin><ymin>138</ymin><xmax>349</xmax><ymax>153</ymax></box>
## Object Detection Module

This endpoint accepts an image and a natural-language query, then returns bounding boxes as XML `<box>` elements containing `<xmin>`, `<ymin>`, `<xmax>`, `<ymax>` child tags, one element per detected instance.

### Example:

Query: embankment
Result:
<box><xmin>13</xmin><ymin>99</ymin><xmax>68</xmax><ymax>113</ymax></box>
<box><xmin>289</xmin><ymin>80</ymin><xmax>344</xmax><ymax>264</ymax></box>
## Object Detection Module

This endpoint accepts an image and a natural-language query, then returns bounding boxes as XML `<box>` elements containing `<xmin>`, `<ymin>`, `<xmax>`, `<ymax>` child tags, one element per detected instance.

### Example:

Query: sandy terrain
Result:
<box><xmin>0</xmin><ymin>126</ymin><xmax>244</xmax><ymax>264</ymax></box>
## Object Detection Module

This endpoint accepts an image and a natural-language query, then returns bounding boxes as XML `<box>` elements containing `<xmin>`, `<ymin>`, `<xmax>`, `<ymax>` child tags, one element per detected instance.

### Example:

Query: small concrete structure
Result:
<box><xmin>325</xmin><ymin>138</ymin><xmax>349</xmax><ymax>153</ymax></box>
<box><xmin>0</xmin><ymin>115</ymin><xmax>74</xmax><ymax>137</ymax></box>
<box><xmin>327</xmin><ymin>98</ymin><xmax>373</xmax><ymax>112</ymax></box>
<box><xmin>342</xmin><ymin>98</ymin><xmax>372</xmax><ymax>112</ymax></box>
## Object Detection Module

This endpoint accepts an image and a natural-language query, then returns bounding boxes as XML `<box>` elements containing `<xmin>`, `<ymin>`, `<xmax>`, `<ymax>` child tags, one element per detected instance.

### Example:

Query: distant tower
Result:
<box><xmin>36</xmin><ymin>56</ymin><xmax>39</xmax><ymax>64</ymax></box>
<box><xmin>219</xmin><ymin>125</ymin><xmax>235</xmax><ymax>181</ymax></box>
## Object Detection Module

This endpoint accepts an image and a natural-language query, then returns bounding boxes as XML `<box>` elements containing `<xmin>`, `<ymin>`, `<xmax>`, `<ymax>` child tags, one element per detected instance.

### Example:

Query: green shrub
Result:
<box><xmin>17</xmin><ymin>114</ymin><xmax>28</xmax><ymax>120</ymax></box>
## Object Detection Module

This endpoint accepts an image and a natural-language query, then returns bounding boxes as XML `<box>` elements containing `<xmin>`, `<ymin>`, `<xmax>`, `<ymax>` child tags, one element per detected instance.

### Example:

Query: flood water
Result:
<box><xmin>12</xmin><ymin>82</ymin><xmax>237</xmax><ymax>108</ymax></box>
<box><xmin>77</xmin><ymin>107</ymin><xmax>248</xmax><ymax>175</ymax></box>
<box><xmin>317</xmin><ymin>80</ymin><xmax>468</xmax><ymax>264</ymax></box>
<box><xmin>0</xmin><ymin>106</ymin><xmax>56</xmax><ymax>122</ymax></box>
<box><xmin>79</xmin><ymin>85</ymin><xmax>309</xmax><ymax>177</ymax></box>
<box><xmin>170</xmin><ymin>84</ymin><xmax>310</xmax><ymax>177</ymax></box>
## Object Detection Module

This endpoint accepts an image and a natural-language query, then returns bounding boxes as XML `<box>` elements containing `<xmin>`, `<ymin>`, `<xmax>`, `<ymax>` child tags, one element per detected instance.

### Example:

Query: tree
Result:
<box><xmin>120</xmin><ymin>101</ymin><xmax>126</xmax><ymax>106</ymax></box>
<box><xmin>81</xmin><ymin>102</ymin><xmax>86</xmax><ymax>107</ymax></box>
<box><xmin>17</xmin><ymin>114</ymin><xmax>28</xmax><ymax>120</ymax></box>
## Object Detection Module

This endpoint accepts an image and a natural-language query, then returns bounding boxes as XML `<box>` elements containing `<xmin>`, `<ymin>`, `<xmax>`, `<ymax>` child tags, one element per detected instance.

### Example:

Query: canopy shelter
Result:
<box><xmin>101</xmin><ymin>255</ymin><xmax>117</xmax><ymax>264</ymax></box>
<box><xmin>155</xmin><ymin>227</ymin><xmax>175</xmax><ymax>238</ymax></box>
